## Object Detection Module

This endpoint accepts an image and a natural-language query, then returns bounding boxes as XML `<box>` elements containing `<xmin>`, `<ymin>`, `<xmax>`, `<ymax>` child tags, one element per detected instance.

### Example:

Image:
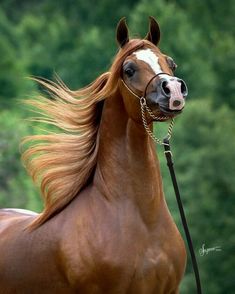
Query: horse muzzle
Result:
<box><xmin>147</xmin><ymin>75</ymin><xmax>188</xmax><ymax>115</ymax></box>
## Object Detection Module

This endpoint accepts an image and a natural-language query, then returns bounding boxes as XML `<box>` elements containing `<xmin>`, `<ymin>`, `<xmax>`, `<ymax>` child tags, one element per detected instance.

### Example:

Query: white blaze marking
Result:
<box><xmin>134</xmin><ymin>48</ymin><xmax>162</xmax><ymax>74</ymax></box>
<box><xmin>1</xmin><ymin>208</ymin><xmax>38</xmax><ymax>215</ymax></box>
<box><xmin>134</xmin><ymin>48</ymin><xmax>175</xmax><ymax>84</ymax></box>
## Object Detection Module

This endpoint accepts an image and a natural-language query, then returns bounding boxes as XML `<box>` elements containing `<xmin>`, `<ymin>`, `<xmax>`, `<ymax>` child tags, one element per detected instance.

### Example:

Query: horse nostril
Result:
<box><xmin>161</xmin><ymin>81</ymin><xmax>171</xmax><ymax>97</ymax></box>
<box><xmin>179</xmin><ymin>79</ymin><xmax>188</xmax><ymax>97</ymax></box>
<box><xmin>173</xmin><ymin>100</ymin><xmax>181</xmax><ymax>107</ymax></box>
<box><xmin>169</xmin><ymin>97</ymin><xmax>185</xmax><ymax>111</ymax></box>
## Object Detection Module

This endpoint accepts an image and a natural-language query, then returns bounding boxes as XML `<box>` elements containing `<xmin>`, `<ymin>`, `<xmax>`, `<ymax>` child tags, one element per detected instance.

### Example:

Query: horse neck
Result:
<box><xmin>94</xmin><ymin>89</ymin><xmax>165</xmax><ymax>222</ymax></box>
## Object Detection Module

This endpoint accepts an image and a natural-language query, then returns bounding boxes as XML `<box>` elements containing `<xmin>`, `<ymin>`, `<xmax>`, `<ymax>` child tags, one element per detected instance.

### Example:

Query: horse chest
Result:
<box><xmin>61</xmin><ymin>210</ymin><xmax>186</xmax><ymax>293</ymax></box>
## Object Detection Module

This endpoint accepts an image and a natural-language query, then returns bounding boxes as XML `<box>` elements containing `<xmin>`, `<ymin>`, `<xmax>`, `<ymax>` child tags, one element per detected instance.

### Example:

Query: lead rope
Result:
<box><xmin>140</xmin><ymin>98</ymin><xmax>202</xmax><ymax>294</ymax></box>
<box><xmin>163</xmin><ymin>138</ymin><xmax>202</xmax><ymax>294</ymax></box>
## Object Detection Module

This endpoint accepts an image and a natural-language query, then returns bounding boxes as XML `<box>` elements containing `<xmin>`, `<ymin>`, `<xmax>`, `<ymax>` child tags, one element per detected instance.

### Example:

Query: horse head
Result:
<box><xmin>116</xmin><ymin>17</ymin><xmax>188</xmax><ymax>123</ymax></box>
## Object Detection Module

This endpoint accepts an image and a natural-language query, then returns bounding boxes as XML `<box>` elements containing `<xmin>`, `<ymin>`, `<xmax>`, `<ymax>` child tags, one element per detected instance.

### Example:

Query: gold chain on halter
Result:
<box><xmin>140</xmin><ymin>97</ymin><xmax>174</xmax><ymax>145</ymax></box>
<box><xmin>121</xmin><ymin>79</ymin><xmax>174</xmax><ymax>145</ymax></box>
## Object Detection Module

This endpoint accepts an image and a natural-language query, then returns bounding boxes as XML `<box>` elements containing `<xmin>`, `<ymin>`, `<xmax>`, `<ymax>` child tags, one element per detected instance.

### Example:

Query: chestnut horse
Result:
<box><xmin>0</xmin><ymin>17</ymin><xmax>187</xmax><ymax>293</ymax></box>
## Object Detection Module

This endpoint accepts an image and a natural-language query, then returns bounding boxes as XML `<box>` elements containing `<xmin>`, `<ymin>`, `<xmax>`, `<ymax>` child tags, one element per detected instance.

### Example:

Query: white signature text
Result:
<box><xmin>199</xmin><ymin>243</ymin><xmax>222</xmax><ymax>256</ymax></box>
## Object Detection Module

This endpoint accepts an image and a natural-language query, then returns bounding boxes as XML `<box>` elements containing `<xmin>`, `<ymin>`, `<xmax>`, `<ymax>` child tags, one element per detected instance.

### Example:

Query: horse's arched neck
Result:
<box><xmin>94</xmin><ymin>89</ymin><xmax>164</xmax><ymax>222</ymax></box>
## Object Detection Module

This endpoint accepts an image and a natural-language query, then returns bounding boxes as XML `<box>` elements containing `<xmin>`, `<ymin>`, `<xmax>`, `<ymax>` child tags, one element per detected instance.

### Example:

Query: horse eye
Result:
<box><xmin>171</xmin><ymin>62</ymin><xmax>177</xmax><ymax>71</ymax></box>
<box><xmin>124</xmin><ymin>68</ymin><xmax>135</xmax><ymax>78</ymax></box>
<box><xmin>167</xmin><ymin>57</ymin><xmax>177</xmax><ymax>72</ymax></box>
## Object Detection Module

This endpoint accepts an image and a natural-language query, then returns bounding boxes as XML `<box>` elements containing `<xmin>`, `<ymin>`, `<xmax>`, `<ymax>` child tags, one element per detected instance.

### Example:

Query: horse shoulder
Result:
<box><xmin>55</xmin><ymin>189</ymin><xmax>140</xmax><ymax>290</ymax></box>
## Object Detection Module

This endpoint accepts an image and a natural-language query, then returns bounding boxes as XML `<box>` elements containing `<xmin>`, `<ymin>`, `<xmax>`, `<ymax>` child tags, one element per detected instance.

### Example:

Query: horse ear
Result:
<box><xmin>145</xmin><ymin>16</ymin><xmax>161</xmax><ymax>46</ymax></box>
<box><xmin>116</xmin><ymin>17</ymin><xmax>129</xmax><ymax>47</ymax></box>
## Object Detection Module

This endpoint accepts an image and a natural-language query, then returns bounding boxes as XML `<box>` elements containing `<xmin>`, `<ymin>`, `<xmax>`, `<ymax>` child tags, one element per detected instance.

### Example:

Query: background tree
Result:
<box><xmin>0</xmin><ymin>1</ymin><xmax>234</xmax><ymax>293</ymax></box>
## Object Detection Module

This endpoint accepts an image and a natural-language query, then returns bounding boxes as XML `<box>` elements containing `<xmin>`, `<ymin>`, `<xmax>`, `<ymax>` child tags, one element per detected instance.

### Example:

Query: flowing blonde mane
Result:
<box><xmin>23</xmin><ymin>39</ymin><xmax>147</xmax><ymax>229</ymax></box>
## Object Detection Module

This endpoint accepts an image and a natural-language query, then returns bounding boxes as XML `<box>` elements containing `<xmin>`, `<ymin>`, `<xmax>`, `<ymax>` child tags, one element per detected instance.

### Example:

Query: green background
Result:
<box><xmin>0</xmin><ymin>0</ymin><xmax>234</xmax><ymax>293</ymax></box>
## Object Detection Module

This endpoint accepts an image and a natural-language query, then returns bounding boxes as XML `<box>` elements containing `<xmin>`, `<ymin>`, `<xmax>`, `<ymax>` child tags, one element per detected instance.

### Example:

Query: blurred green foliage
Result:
<box><xmin>159</xmin><ymin>100</ymin><xmax>235</xmax><ymax>293</ymax></box>
<box><xmin>0</xmin><ymin>0</ymin><xmax>234</xmax><ymax>293</ymax></box>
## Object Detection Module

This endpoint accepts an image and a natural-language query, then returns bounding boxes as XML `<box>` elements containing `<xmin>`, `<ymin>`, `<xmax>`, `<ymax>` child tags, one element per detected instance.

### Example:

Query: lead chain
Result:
<box><xmin>140</xmin><ymin>97</ymin><xmax>174</xmax><ymax>145</ymax></box>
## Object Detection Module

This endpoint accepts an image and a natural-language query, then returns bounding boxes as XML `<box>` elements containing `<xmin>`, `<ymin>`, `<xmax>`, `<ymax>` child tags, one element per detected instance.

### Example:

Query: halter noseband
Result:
<box><xmin>121</xmin><ymin>72</ymin><xmax>174</xmax><ymax>145</ymax></box>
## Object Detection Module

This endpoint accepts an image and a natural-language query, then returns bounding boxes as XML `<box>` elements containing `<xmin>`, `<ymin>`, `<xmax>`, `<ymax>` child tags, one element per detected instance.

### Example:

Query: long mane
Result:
<box><xmin>23</xmin><ymin>39</ymin><xmax>146</xmax><ymax>229</ymax></box>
